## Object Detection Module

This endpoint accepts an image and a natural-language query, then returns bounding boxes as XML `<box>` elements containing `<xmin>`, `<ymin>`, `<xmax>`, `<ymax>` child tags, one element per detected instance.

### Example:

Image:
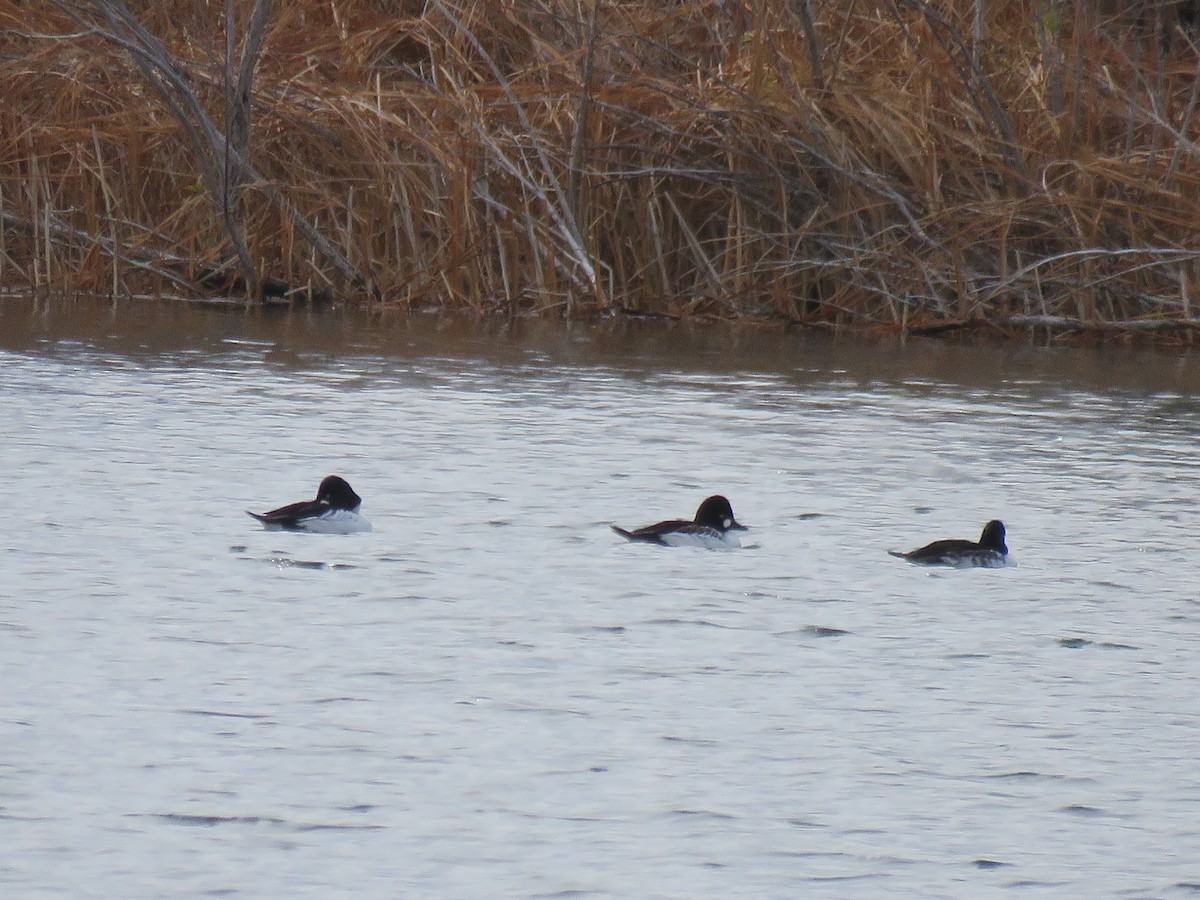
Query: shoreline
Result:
<box><xmin>6</xmin><ymin>289</ymin><xmax>1200</xmax><ymax>353</ymax></box>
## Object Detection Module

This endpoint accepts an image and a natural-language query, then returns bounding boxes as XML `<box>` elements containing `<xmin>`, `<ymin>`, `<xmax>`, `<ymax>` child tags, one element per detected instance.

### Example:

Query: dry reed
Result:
<box><xmin>3</xmin><ymin>0</ymin><xmax>1200</xmax><ymax>337</ymax></box>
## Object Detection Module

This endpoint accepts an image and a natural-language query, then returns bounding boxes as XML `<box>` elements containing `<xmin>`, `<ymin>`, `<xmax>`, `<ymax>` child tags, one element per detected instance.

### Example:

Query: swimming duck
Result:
<box><xmin>889</xmin><ymin>519</ymin><xmax>1008</xmax><ymax>567</ymax></box>
<box><xmin>247</xmin><ymin>475</ymin><xmax>372</xmax><ymax>534</ymax></box>
<box><xmin>611</xmin><ymin>495</ymin><xmax>747</xmax><ymax>549</ymax></box>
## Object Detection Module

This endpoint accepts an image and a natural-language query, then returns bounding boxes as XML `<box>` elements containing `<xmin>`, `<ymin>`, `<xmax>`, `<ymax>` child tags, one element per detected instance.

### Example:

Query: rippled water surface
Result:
<box><xmin>3</xmin><ymin>302</ymin><xmax>1200</xmax><ymax>897</ymax></box>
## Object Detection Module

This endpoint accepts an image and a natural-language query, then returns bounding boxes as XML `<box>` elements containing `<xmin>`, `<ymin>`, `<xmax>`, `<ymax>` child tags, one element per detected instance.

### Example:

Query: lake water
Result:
<box><xmin>2</xmin><ymin>301</ymin><xmax>1200</xmax><ymax>898</ymax></box>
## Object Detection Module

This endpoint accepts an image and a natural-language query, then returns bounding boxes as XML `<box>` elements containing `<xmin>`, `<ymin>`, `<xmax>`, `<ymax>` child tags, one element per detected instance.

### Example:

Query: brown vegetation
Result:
<box><xmin>3</xmin><ymin>0</ymin><xmax>1200</xmax><ymax>337</ymax></box>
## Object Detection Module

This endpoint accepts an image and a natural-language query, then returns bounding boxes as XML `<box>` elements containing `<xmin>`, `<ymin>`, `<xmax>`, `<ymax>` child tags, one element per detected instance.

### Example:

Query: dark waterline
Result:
<box><xmin>2</xmin><ymin>298</ymin><xmax>1198</xmax><ymax>394</ymax></box>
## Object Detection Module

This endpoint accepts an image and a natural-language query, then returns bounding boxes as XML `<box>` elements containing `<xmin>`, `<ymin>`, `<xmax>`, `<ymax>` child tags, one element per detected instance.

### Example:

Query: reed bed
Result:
<box><xmin>3</xmin><ymin>0</ymin><xmax>1200</xmax><ymax>336</ymax></box>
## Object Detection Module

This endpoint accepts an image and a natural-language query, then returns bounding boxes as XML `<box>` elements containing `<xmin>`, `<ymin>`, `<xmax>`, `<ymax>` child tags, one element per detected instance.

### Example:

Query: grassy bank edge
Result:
<box><xmin>3</xmin><ymin>0</ymin><xmax>1200</xmax><ymax>344</ymax></box>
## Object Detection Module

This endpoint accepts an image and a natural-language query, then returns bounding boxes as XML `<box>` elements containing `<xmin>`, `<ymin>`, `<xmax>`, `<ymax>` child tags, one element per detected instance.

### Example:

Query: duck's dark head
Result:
<box><xmin>979</xmin><ymin>520</ymin><xmax>1007</xmax><ymax>553</ymax></box>
<box><xmin>695</xmin><ymin>495</ymin><xmax>747</xmax><ymax>532</ymax></box>
<box><xmin>317</xmin><ymin>475</ymin><xmax>362</xmax><ymax>511</ymax></box>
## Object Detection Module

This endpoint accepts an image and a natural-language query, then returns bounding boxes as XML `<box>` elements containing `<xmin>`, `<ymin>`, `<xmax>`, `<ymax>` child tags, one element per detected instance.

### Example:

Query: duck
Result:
<box><xmin>889</xmin><ymin>519</ymin><xmax>1008</xmax><ymax>567</ymax></box>
<box><xmin>246</xmin><ymin>475</ymin><xmax>372</xmax><ymax>534</ymax></box>
<box><xmin>611</xmin><ymin>495</ymin><xmax>747</xmax><ymax>549</ymax></box>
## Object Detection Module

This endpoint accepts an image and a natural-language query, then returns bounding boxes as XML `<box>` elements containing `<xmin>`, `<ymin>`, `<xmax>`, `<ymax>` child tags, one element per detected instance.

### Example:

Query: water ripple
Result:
<box><xmin>3</xmin><ymin>310</ymin><xmax>1200</xmax><ymax>897</ymax></box>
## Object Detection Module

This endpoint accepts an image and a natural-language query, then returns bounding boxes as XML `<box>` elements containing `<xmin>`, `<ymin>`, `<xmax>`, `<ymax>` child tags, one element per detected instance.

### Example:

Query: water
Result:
<box><xmin>2</xmin><ymin>302</ymin><xmax>1200</xmax><ymax>897</ymax></box>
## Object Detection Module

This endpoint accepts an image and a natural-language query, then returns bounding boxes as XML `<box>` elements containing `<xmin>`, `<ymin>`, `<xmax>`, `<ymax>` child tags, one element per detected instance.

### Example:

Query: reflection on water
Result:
<box><xmin>2</xmin><ymin>300</ymin><xmax>1200</xmax><ymax>897</ymax></box>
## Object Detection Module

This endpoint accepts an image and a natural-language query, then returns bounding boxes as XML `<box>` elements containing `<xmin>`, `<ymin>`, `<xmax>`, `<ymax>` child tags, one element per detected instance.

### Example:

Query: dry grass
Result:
<box><xmin>4</xmin><ymin>0</ymin><xmax>1200</xmax><ymax>335</ymax></box>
